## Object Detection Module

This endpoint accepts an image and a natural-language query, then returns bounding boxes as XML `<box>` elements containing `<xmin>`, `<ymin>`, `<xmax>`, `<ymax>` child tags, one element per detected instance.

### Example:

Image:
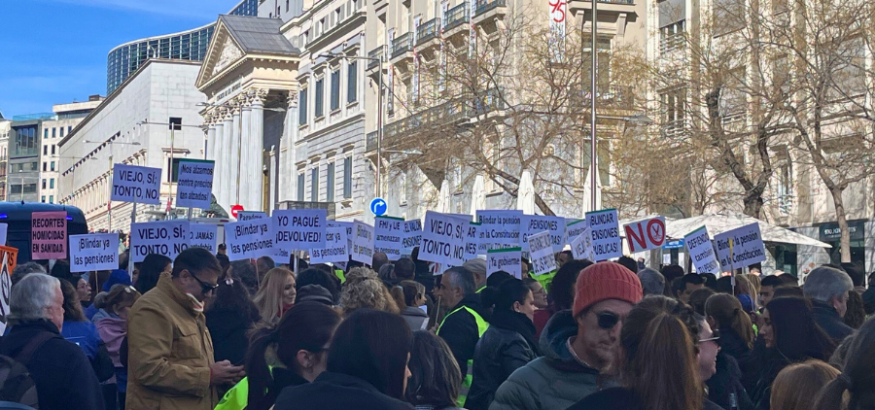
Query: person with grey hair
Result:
<box><xmin>437</xmin><ymin>266</ymin><xmax>489</xmax><ymax>406</ymax></box>
<box><xmin>637</xmin><ymin>268</ymin><xmax>666</xmax><ymax>297</ymax></box>
<box><xmin>11</xmin><ymin>261</ymin><xmax>47</xmax><ymax>286</ymax></box>
<box><xmin>462</xmin><ymin>258</ymin><xmax>488</xmax><ymax>293</ymax></box>
<box><xmin>0</xmin><ymin>274</ymin><xmax>105</xmax><ymax>410</ymax></box>
<box><xmin>803</xmin><ymin>265</ymin><xmax>854</xmax><ymax>342</ymax></box>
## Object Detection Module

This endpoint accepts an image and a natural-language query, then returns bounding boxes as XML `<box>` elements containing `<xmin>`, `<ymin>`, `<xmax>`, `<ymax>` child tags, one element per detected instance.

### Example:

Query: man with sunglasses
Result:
<box><xmin>491</xmin><ymin>262</ymin><xmax>643</xmax><ymax>410</ymax></box>
<box><xmin>127</xmin><ymin>248</ymin><xmax>245</xmax><ymax>410</ymax></box>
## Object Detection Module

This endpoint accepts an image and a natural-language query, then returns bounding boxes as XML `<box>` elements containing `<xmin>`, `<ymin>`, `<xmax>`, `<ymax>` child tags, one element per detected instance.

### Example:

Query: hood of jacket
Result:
<box><xmin>539</xmin><ymin>310</ymin><xmax>595</xmax><ymax>372</ymax></box>
<box><xmin>401</xmin><ymin>306</ymin><xmax>428</xmax><ymax>318</ymax></box>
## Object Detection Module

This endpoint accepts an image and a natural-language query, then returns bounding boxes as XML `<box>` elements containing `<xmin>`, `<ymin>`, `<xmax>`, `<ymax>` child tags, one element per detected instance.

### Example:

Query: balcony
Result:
<box><xmin>569</xmin><ymin>0</ymin><xmax>637</xmax><ymax>16</ymax></box>
<box><xmin>659</xmin><ymin>33</ymin><xmax>686</xmax><ymax>56</ymax></box>
<box><xmin>476</xmin><ymin>0</ymin><xmax>506</xmax><ymax>14</ymax></box>
<box><xmin>473</xmin><ymin>0</ymin><xmax>508</xmax><ymax>32</ymax></box>
<box><xmin>367</xmin><ymin>46</ymin><xmax>383</xmax><ymax>71</ymax></box>
<box><xmin>445</xmin><ymin>2</ymin><xmax>470</xmax><ymax>32</ymax></box>
<box><xmin>417</xmin><ymin>18</ymin><xmax>441</xmax><ymax>46</ymax></box>
<box><xmin>366</xmin><ymin>131</ymin><xmax>379</xmax><ymax>152</ymax></box>
<box><xmin>391</xmin><ymin>32</ymin><xmax>413</xmax><ymax>60</ymax></box>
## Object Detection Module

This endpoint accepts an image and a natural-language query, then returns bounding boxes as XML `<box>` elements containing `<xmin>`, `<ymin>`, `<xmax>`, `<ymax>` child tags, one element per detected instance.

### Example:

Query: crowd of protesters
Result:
<box><xmin>1</xmin><ymin>245</ymin><xmax>874</xmax><ymax>410</ymax></box>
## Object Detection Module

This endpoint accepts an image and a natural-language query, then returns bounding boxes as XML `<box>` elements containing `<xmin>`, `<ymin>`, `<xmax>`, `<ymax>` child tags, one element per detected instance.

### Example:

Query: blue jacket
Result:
<box><xmin>61</xmin><ymin>320</ymin><xmax>103</xmax><ymax>360</ymax></box>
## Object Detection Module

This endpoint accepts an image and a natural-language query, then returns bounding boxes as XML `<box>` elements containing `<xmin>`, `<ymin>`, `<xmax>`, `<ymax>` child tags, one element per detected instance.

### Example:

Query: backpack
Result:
<box><xmin>0</xmin><ymin>332</ymin><xmax>56</xmax><ymax>409</ymax></box>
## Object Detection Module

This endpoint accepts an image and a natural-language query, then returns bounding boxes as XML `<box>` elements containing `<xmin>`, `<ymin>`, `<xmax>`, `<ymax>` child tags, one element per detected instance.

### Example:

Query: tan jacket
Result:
<box><xmin>126</xmin><ymin>275</ymin><xmax>217</xmax><ymax>410</ymax></box>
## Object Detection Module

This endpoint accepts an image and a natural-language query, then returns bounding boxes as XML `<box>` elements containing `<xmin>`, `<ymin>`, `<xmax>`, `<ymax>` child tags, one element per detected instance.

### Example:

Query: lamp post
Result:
<box><xmin>84</xmin><ymin>140</ymin><xmax>141</xmax><ymax>232</ymax></box>
<box><xmin>590</xmin><ymin>0</ymin><xmax>599</xmax><ymax>212</ymax></box>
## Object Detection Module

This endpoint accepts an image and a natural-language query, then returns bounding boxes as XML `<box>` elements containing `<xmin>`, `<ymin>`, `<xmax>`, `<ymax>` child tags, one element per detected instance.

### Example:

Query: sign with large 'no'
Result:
<box><xmin>624</xmin><ymin>216</ymin><xmax>667</xmax><ymax>254</ymax></box>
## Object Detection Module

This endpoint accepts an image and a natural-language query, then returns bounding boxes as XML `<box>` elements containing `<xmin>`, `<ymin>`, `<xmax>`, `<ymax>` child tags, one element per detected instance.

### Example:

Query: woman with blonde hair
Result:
<box><xmin>770</xmin><ymin>360</ymin><xmax>839</xmax><ymax>410</ymax></box>
<box><xmin>340</xmin><ymin>276</ymin><xmax>399</xmax><ymax>316</ymax></box>
<box><xmin>253</xmin><ymin>268</ymin><xmax>297</xmax><ymax>326</ymax></box>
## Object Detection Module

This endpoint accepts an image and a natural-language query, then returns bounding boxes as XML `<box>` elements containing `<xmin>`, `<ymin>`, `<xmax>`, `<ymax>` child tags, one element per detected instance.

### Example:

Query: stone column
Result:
<box><xmin>269</xmin><ymin>145</ymin><xmax>277</xmax><ymax>215</ymax></box>
<box><xmin>249</xmin><ymin>90</ymin><xmax>266</xmax><ymax>212</ymax></box>
<box><xmin>213</xmin><ymin>111</ymin><xmax>225</xmax><ymax>208</ymax></box>
<box><xmin>221</xmin><ymin>109</ymin><xmax>234</xmax><ymax>210</ymax></box>
<box><xmin>228</xmin><ymin>101</ymin><xmax>242</xmax><ymax>208</ymax></box>
<box><xmin>240</xmin><ymin>93</ymin><xmax>253</xmax><ymax>211</ymax></box>
<box><xmin>285</xmin><ymin>94</ymin><xmax>299</xmax><ymax>203</ymax></box>
<box><xmin>206</xmin><ymin>116</ymin><xmax>217</xmax><ymax>161</ymax></box>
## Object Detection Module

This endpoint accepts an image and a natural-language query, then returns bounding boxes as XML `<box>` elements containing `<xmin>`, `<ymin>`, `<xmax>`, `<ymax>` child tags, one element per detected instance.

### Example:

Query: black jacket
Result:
<box><xmin>274</xmin><ymin>371</ymin><xmax>412</xmax><ymax>410</ymax></box>
<box><xmin>466</xmin><ymin>322</ymin><xmax>538</xmax><ymax>410</ymax></box>
<box><xmin>706</xmin><ymin>352</ymin><xmax>754</xmax><ymax>410</ymax></box>
<box><xmin>566</xmin><ymin>387</ymin><xmax>725</xmax><ymax>410</ymax></box>
<box><xmin>0</xmin><ymin>320</ymin><xmax>104</xmax><ymax>410</ymax></box>
<box><xmin>205</xmin><ymin>306</ymin><xmax>259</xmax><ymax>366</ymax></box>
<box><xmin>810</xmin><ymin>299</ymin><xmax>853</xmax><ymax>342</ymax></box>
<box><xmin>436</xmin><ymin>296</ymin><xmax>488</xmax><ymax>378</ymax></box>
<box><xmin>717</xmin><ymin>327</ymin><xmax>759</xmax><ymax>394</ymax></box>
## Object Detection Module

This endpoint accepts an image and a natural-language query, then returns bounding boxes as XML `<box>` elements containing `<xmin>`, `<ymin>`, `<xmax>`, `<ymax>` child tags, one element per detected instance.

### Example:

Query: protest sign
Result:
<box><xmin>189</xmin><ymin>224</ymin><xmax>218</xmax><ymax>253</ymax></box>
<box><xmin>713</xmin><ymin>223</ymin><xmax>767</xmax><ymax>272</ymax></box>
<box><xmin>565</xmin><ymin>219</ymin><xmax>588</xmax><ymax>245</ymax></box>
<box><xmin>31</xmin><ymin>211</ymin><xmax>67</xmax><ymax>259</ymax></box>
<box><xmin>464</xmin><ymin>222</ymin><xmax>481</xmax><ymax>260</ymax></box>
<box><xmin>328</xmin><ymin>221</ymin><xmax>354</xmax><ymax>259</ymax></box>
<box><xmin>131</xmin><ymin>220</ymin><xmax>189</xmax><ymax>263</ymax></box>
<box><xmin>571</xmin><ymin>226</ymin><xmax>595</xmax><ymax>261</ymax></box>
<box><xmin>684</xmin><ymin>226</ymin><xmax>720</xmax><ymax>274</ymax></box>
<box><xmin>374</xmin><ymin>216</ymin><xmax>404</xmax><ymax>260</ymax></box>
<box><xmin>0</xmin><ymin>223</ymin><xmax>7</xmax><ymax>246</ymax></box>
<box><xmin>237</xmin><ymin>211</ymin><xmax>268</xmax><ymax>221</ymax></box>
<box><xmin>273</xmin><ymin>209</ymin><xmax>327</xmax><ymax>251</ymax></box>
<box><xmin>528</xmin><ymin>230</ymin><xmax>557</xmax><ymax>276</ymax></box>
<box><xmin>585</xmin><ymin>209</ymin><xmax>622</xmax><ymax>261</ymax></box>
<box><xmin>624</xmin><ymin>216</ymin><xmax>667</xmax><ymax>253</ymax></box>
<box><xmin>402</xmin><ymin>219</ymin><xmax>422</xmax><ymax>253</ymax></box>
<box><xmin>0</xmin><ymin>246</ymin><xmax>18</xmax><ymax>335</ymax></box>
<box><xmin>111</xmin><ymin>164</ymin><xmax>162</xmax><ymax>205</ymax></box>
<box><xmin>225</xmin><ymin>218</ymin><xmax>274</xmax><ymax>261</ymax></box>
<box><xmin>69</xmin><ymin>233</ymin><xmax>119</xmax><ymax>273</ymax></box>
<box><xmin>351</xmin><ymin>221</ymin><xmax>375</xmax><ymax>264</ymax></box>
<box><xmin>521</xmin><ymin>215</ymin><xmax>566</xmax><ymax>253</ymax></box>
<box><xmin>476</xmin><ymin>210</ymin><xmax>522</xmax><ymax>248</ymax></box>
<box><xmin>487</xmin><ymin>247</ymin><xmax>522</xmax><ymax>279</ymax></box>
<box><xmin>175</xmin><ymin>159</ymin><xmax>215</xmax><ymax>209</ymax></box>
<box><xmin>420</xmin><ymin>211</ymin><xmax>468</xmax><ymax>267</ymax></box>
<box><xmin>311</xmin><ymin>227</ymin><xmax>349</xmax><ymax>264</ymax></box>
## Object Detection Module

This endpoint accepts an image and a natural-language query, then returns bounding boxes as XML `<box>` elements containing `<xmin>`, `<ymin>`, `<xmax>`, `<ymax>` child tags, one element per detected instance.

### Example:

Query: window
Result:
<box><xmin>43</xmin><ymin>162</ymin><xmax>47</xmax><ymax>172</ymax></box>
<box><xmin>347</xmin><ymin>61</ymin><xmax>358</xmax><ymax>103</ymax></box>
<box><xmin>49</xmin><ymin>196</ymin><xmax>53</xmax><ymax>204</ymax></box>
<box><xmin>583</xmin><ymin>36</ymin><xmax>612</xmax><ymax>90</ymax></box>
<box><xmin>297</xmin><ymin>173</ymin><xmax>305</xmax><ymax>201</ymax></box>
<box><xmin>315</xmin><ymin>78</ymin><xmax>324</xmax><ymax>117</ymax></box>
<box><xmin>50</xmin><ymin>179</ymin><xmax>54</xmax><ymax>189</ymax></box>
<box><xmin>43</xmin><ymin>129</ymin><xmax>48</xmax><ymax>139</ymax></box>
<box><xmin>343</xmin><ymin>157</ymin><xmax>353</xmax><ymax>198</ymax></box>
<box><xmin>42</xmin><ymin>179</ymin><xmax>46</xmax><ymax>189</ymax></box>
<box><xmin>660</xmin><ymin>88</ymin><xmax>687</xmax><ymax>136</ymax></box>
<box><xmin>299</xmin><ymin>88</ymin><xmax>308</xmax><ymax>125</ymax></box>
<box><xmin>52</xmin><ymin>128</ymin><xmax>56</xmax><ymax>138</ymax></box>
<box><xmin>326</xmin><ymin>162</ymin><xmax>335</xmax><ymax>202</ymax></box>
<box><xmin>51</xmin><ymin>145</ymin><xmax>55</xmax><ymax>155</ymax></box>
<box><xmin>67</xmin><ymin>126</ymin><xmax>71</xmax><ymax>134</ymax></box>
<box><xmin>277</xmin><ymin>6</ymin><xmax>281</xmax><ymax>16</ymax></box>
<box><xmin>50</xmin><ymin>161</ymin><xmax>55</xmax><ymax>171</ymax></box>
<box><xmin>286</xmin><ymin>0</ymin><xmax>290</xmax><ymax>11</ymax></box>
<box><xmin>43</xmin><ymin>146</ymin><xmax>47</xmax><ymax>155</ymax></box>
<box><xmin>330</xmin><ymin>70</ymin><xmax>341</xmax><ymax>111</ymax></box>
<box><xmin>60</xmin><ymin>127</ymin><xmax>65</xmax><ymax>137</ymax></box>
<box><xmin>23</xmin><ymin>184</ymin><xmax>36</xmax><ymax>194</ymax></box>
<box><xmin>660</xmin><ymin>20</ymin><xmax>686</xmax><ymax>55</ymax></box>
<box><xmin>167</xmin><ymin>158</ymin><xmax>181</xmax><ymax>182</ymax></box>
<box><xmin>311</xmin><ymin>167</ymin><xmax>319</xmax><ymax>201</ymax></box>
<box><xmin>41</xmin><ymin>196</ymin><xmax>46</xmax><ymax>203</ymax></box>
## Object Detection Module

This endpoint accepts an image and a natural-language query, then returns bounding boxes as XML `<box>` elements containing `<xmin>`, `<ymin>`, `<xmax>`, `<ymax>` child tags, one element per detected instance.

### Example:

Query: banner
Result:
<box><xmin>571</xmin><ymin>226</ymin><xmax>595</xmax><ymax>261</ymax></box>
<box><xmin>374</xmin><ymin>216</ymin><xmax>405</xmax><ymax>260</ymax></box>
<box><xmin>111</xmin><ymin>164</ymin><xmax>162</xmax><ymax>205</ymax></box>
<box><xmin>623</xmin><ymin>216</ymin><xmax>667</xmax><ymax>253</ymax></box>
<box><xmin>225</xmin><ymin>218</ymin><xmax>274</xmax><ymax>261</ymax></box>
<box><xmin>713</xmin><ymin>223</ymin><xmax>767</xmax><ymax>272</ymax></box>
<box><xmin>69</xmin><ymin>233</ymin><xmax>119</xmax><ymax>273</ymax></box>
<box><xmin>528</xmin><ymin>230</ymin><xmax>557</xmax><ymax>276</ymax></box>
<box><xmin>273</xmin><ymin>209</ymin><xmax>327</xmax><ymax>251</ymax></box>
<box><xmin>585</xmin><ymin>209</ymin><xmax>622</xmax><ymax>261</ymax></box>
<box><xmin>130</xmin><ymin>220</ymin><xmax>189</xmax><ymax>263</ymax></box>
<box><xmin>684</xmin><ymin>226</ymin><xmax>720</xmax><ymax>274</ymax></box>
<box><xmin>565</xmin><ymin>218</ymin><xmax>588</xmax><ymax>245</ymax></box>
<box><xmin>476</xmin><ymin>210</ymin><xmax>522</xmax><ymax>248</ymax></box>
<box><xmin>521</xmin><ymin>215</ymin><xmax>566</xmax><ymax>253</ymax></box>
<box><xmin>189</xmin><ymin>224</ymin><xmax>218</xmax><ymax>253</ymax></box>
<box><xmin>0</xmin><ymin>246</ymin><xmax>19</xmax><ymax>335</ymax></box>
<box><xmin>175</xmin><ymin>159</ymin><xmax>215</xmax><ymax>209</ymax></box>
<box><xmin>31</xmin><ymin>211</ymin><xmax>67</xmax><ymax>259</ymax></box>
<box><xmin>420</xmin><ymin>211</ymin><xmax>468</xmax><ymax>267</ymax></box>
<box><xmin>402</xmin><ymin>219</ymin><xmax>422</xmax><ymax>254</ymax></box>
<box><xmin>351</xmin><ymin>221</ymin><xmax>375</xmax><ymax>264</ymax></box>
<box><xmin>464</xmin><ymin>222</ymin><xmax>481</xmax><ymax>260</ymax></box>
<box><xmin>487</xmin><ymin>247</ymin><xmax>522</xmax><ymax>279</ymax></box>
<box><xmin>311</xmin><ymin>227</ymin><xmax>349</xmax><ymax>264</ymax></box>
<box><xmin>237</xmin><ymin>211</ymin><xmax>268</xmax><ymax>221</ymax></box>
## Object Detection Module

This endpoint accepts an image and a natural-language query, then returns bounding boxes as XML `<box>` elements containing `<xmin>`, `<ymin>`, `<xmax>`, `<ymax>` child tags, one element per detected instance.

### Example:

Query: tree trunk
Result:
<box><xmin>743</xmin><ymin>195</ymin><xmax>764</xmax><ymax>219</ymax></box>
<box><xmin>828</xmin><ymin>187</ymin><xmax>852</xmax><ymax>263</ymax></box>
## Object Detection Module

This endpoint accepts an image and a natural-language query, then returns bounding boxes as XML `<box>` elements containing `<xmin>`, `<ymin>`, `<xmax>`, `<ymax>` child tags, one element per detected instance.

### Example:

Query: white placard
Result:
<box><xmin>623</xmin><ymin>216</ymin><xmax>667</xmax><ymax>253</ymax></box>
<box><xmin>476</xmin><ymin>210</ymin><xmax>523</xmax><ymax>249</ymax></box>
<box><xmin>189</xmin><ymin>224</ymin><xmax>218</xmax><ymax>253</ymax></box>
<box><xmin>237</xmin><ymin>211</ymin><xmax>268</xmax><ymax>221</ymax></box>
<box><xmin>565</xmin><ymin>219</ymin><xmax>588</xmax><ymax>245</ymax></box>
<box><xmin>487</xmin><ymin>247</ymin><xmax>522</xmax><ymax>279</ymax></box>
<box><xmin>130</xmin><ymin>220</ymin><xmax>189</xmax><ymax>263</ymax></box>
<box><xmin>684</xmin><ymin>226</ymin><xmax>720</xmax><ymax>274</ymax></box>
<box><xmin>273</xmin><ymin>209</ymin><xmax>327</xmax><ymax>251</ymax></box>
<box><xmin>111</xmin><ymin>164</ymin><xmax>162</xmax><ymax>205</ymax></box>
<box><xmin>521</xmin><ymin>215</ymin><xmax>566</xmax><ymax>253</ymax></box>
<box><xmin>374</xmin><ymin>216</ymin><xmax>405</xmax><ymax>260</ymax></box>
<box><xmin>351</xmin><ymin>221</ymin><xmax>375</xmax><ymax>264</ymax></box>
<box><xmin>311</xmin><ymin>227</ymin><xmax>349</xmax><ymax>264</ymax></box>
<box><xmin>403</xmin><ymin>219</ymin><xmax>423</xmax><ymax>253</ymax></box>
<box><xmin>528</xmin><ymin>230</ymin><xmax>557</xmax><ymax>275</ymax></box>
<box><xmin>585</xmin><ymin>209</ymin><xmax>622</xmax><ymax>261</ymax></box>
<box><xmin>69</xmin><ymin>233</ymin><xmax>120</xmax><ymax>273</ymax></box>
<box><xmin>225</xmin><ymin>218</ymin><xmax>274</xmax><ymax>261</ymax></box>
<box><xmin>713</xmin><ymin>223</ymin><xmax>767</xmax><ymax>272</ymax></box>
<box><xmin>175</xmin><ymin>159</ymin><xmax>215</xmax><ymax>209</ymax></box>
<box><xmin>328</xmin><ymin>221</ymin><xmax>354</xmax><ymax>260</ymax></box>
<box><xmin>571</xmin><ymin>226</ymin><xmax>595</xmax><ymax>261</ymax></box>
<box><xmin>464</xmin><ymin>222</ymin><xmax>481</xmax><ymax>260</ymax></box>
<box><xmin>420</xmin><ymin>211</ymin><xmax>468</xmax><ymax>267</ymax></box>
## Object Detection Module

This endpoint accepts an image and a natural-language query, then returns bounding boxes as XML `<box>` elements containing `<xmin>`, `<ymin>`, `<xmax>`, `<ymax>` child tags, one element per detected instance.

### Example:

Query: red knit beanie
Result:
<box><xmin>572</xmin><ymin>261</ymin><xmax>643</xmax><ymax>317</ymax></box>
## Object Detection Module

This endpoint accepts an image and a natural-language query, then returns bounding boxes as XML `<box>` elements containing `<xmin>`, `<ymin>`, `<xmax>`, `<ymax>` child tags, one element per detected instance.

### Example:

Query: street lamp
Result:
<box><xmin>84</xmin><ymin>140</ymin><xmax>141</xmax><ymax>232</ymax></box>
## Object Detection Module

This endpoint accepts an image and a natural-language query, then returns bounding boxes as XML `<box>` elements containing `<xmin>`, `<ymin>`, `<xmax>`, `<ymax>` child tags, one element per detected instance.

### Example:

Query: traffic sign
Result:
<box><xmin>370</xmin><ymin>198</ymin><xmax>387</xmax><ymax>216</ymax></box>
<box><xmin>231</xmin><ymin>204</ymin><xmax>244</xmax><ymax>218</ymax></box>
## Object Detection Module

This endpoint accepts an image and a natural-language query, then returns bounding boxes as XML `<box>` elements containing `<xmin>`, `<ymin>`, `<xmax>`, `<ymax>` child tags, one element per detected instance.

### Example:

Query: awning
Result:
<box><xmin>665</xmin><ymin>212</ymin><xmax>831</xmax><ymax>248</ymax></box>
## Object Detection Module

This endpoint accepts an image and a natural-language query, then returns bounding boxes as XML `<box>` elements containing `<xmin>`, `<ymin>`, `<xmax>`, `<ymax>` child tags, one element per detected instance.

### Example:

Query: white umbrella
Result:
<box><xmin>517</xmin><ymin>170</ymin><xmax>535</xmax><ymax>214</ymax></box>
<box><xmin>470</xmin><ymin>174</ymin><xmax>486</xmax><ymax>216</ymax></box>
<box><xmin>666</xmin><ymin>212</ymin><xmax>831</xmax><ymax>248</ymax></box>
<box><xmin>438</xmin><ymin>179</ymin><xmax>451</xmax><ymax>213</ymax></box>
<box><xmin>581</xmin><ymin>164</ymin><xmax>602</xmax><ymax>217</ymax></box>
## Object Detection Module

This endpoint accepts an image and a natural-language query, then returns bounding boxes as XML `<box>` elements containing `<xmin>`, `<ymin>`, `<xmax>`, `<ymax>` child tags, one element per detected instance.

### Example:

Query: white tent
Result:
<box><xmin>666</xmin><ymin>212</ymin><xmax>831</xmax><ymax>248</ymax></box>
<box><xmin>470</xmin><ymin>174</ymin><xmax>486</xmax><ymax>216</ymax></box>
<box><xmin>517</xmin><ymin>170</ymin><xmax>535</xmax><ymax>214</ymax></box>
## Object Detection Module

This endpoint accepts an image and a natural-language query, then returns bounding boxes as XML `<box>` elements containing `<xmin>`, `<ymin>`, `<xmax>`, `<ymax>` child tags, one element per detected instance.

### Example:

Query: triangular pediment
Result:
<box><xmin>196</xmin><ymin>19</ymin><xmax>245</xmax><ymax>90</ymax></box>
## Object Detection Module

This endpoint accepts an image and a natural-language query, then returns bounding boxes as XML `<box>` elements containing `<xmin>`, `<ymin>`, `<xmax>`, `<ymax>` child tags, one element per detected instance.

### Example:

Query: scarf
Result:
<box><xmin>187</xmin><ymin>293</ymin><xmax>205</xmax><ymax>313</ymax></box>
<box><xmin>490</xmin><ymin>309</ymin><xmax>541</xmax><ymax>356</ymax></box>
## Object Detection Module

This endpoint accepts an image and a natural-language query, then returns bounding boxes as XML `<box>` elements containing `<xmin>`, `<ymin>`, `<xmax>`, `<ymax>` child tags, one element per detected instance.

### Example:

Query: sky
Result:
<box><xmin>0</xmin><ymin>0</ymin><xmax>243</xmax><ymax>119</ymax></box>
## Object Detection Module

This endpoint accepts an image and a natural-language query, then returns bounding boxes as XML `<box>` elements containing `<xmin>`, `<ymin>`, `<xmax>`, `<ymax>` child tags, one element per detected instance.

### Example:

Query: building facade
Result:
<box><xmin>8</xmin><ymin>113</ymin><xmax>54</xmax><ymax>203</ymax></box>
<box><xmin>38</xmin><ymin>97</ymin><xmax>103</xmax><ymax>205</ymax></box>
<box><xmin>59</xmin><ymin>60</ymin><xmax>207</xmax><ymax>233</ymax></box>
<box><xmin>0</xmin><ymin>113</ymin><xmax>9</xmax><ymax>201</ymax></box>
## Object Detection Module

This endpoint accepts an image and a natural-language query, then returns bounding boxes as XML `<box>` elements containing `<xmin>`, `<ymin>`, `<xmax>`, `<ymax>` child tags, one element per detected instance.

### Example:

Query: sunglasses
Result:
<box><xmin>188</xmin><ymin>270</ymin><xmax>219</xmax><ymax>295</ymax></box>
<box><xmin>701</xmin><ymin>328</ymin><xmax>721</xmax><ymax>343</ymax></box>
<box><xmin>595</xmin><ymin>311</ymin><xmax>621</xmax><ymax>330</ymax></box>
